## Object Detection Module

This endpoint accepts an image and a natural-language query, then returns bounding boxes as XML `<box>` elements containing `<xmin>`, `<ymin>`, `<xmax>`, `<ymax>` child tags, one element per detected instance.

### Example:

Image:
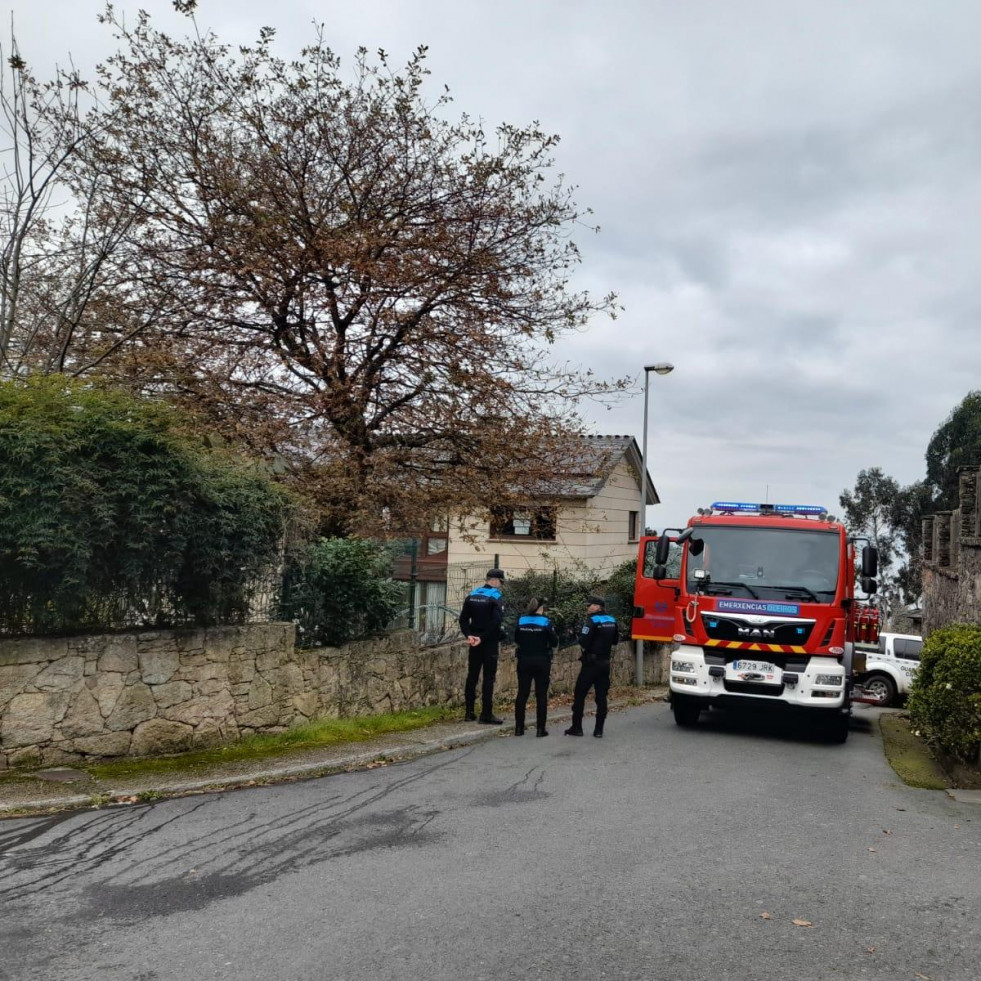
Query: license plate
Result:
<box><xmin>728</xmin><ymin>659</ymin><xmax>780</xmax><ymax>683</ymax></box>
<box><xmin>732</xmin><ymin>659</ymin><xmax>776</xmax><ymax>673</ymax></box>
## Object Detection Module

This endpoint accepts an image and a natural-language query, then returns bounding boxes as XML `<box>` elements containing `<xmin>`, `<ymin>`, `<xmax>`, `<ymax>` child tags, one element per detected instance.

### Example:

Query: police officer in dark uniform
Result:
<box><xmin>513</xmin><ymin>597</ymin><xmax>559</xmax><ymax>737</ymax></box>
<box><xmin>565</xmin><ymin>596</ymin><xmax>619</xmax><ymax>738</ymax></box>
<box><xmin>458</xmin><ymin>569</ymin><xmax>506</xmax><ymax>724</ymax></box>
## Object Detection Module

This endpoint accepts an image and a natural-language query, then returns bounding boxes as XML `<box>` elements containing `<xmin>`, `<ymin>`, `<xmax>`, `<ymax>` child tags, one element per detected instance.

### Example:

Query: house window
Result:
<box><xmin>629</xmin><ymin>511</ymin><xmax>639</xmax><ymax>542</ymax></box>
<box><xmin>426</xmin><ymin>535</ymin><xmax>448</xmax><ymax>556</ymax></box>
<box><xmin>490</xmin><ymin>507</ymin><xmax>557</xmax><ymax>541</ymax></box>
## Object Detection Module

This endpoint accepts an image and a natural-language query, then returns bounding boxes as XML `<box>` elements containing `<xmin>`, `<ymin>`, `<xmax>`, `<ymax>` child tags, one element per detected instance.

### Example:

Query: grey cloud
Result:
<box><xmin>8</xmin><ymin>0</ymin><xmax>981</xmax><ymax>535</ymax></box>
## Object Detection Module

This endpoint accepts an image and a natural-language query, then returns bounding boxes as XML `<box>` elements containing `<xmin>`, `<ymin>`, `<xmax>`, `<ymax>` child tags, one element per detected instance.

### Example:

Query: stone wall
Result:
<box><xmin>922</xmin><ymin>466</ymin><xmax>981</xmax><ymax>635</ymax></box>
<box><xmin>1</xmin><ymin>623</ymin><xmax>668</xmax><ymax>769</ymax></box>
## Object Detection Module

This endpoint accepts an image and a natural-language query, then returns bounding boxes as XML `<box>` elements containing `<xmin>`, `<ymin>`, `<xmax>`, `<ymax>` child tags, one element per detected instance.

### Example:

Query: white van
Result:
<box><xmin>854</xmin><ymin>632</ymin><xmax>923</xmax><ymax>706</ymax></box>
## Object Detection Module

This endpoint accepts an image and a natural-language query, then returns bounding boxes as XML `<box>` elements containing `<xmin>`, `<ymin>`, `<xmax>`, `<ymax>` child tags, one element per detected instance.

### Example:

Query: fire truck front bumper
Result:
<box><xmin>669</xmin><ymin>645</ymin><xmax>848</xmax><ymax>711</ymax></box>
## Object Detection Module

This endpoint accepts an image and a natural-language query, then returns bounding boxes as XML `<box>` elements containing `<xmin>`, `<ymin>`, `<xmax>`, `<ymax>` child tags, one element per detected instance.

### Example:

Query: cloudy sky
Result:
<box><xmin>7</xmin><ymin>0</ymin><xmax>980</xmax><ymax>528</ymax></box>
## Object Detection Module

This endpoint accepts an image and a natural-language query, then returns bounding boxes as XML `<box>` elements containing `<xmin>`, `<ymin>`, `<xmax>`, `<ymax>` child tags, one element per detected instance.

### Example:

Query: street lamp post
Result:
<box><xmin>636</xmin><ymin>361</ymin><xmax>674</xmax><ymax>686</ymax></box>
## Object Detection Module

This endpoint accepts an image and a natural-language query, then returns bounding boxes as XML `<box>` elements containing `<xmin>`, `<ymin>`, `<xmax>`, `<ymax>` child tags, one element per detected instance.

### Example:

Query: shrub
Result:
<box><xmin>280</xmin><ymin>538</ymin><xmax>404</xmax><ymax>648</ymax></box>
<box><xmin>907</xmin><ymin>623</ymin><xmax>981</xmax><ymax>764</ymax></box>
<box><xmin>500</xmin><ymin>558</ymin><xmax>637</xmax><ymax>646</ymax></box>
<box><xmin>0</xmin><ymin>376</ymin><xmax>295</xmax><ymax>633</ymax></box>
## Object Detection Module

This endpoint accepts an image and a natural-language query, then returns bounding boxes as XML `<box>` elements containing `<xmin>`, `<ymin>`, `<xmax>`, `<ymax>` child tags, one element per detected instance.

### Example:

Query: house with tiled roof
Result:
<box><xmin>390</xmin><ymin>435</ymin><xmax>659</xmax><ymax>633</ymax></box>
<box><xmin>448</xmin><ymin>433</ymin><xmax>658</xmax><ymax>574</ymax></box>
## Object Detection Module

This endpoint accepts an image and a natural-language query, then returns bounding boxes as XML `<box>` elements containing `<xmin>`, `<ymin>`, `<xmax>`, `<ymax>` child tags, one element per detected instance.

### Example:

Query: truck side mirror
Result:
<box><xmin>654</xmin><ymin>536</ymin><xmax>670</xmax><ymax>565</ymax></box>
<box><xmin>653</xmin><ymin>564</ymin><xmax>666</xmax><ymax>580</ymax></box>
<box><xmin>861</xmin><ymin>576</ymin><xmax>878</xmax><ymax>595</ymax></box>
<box><xmin>861</xmin><ymin>545</ymin><xmax>878</xmax><ymax>578</ymax></box>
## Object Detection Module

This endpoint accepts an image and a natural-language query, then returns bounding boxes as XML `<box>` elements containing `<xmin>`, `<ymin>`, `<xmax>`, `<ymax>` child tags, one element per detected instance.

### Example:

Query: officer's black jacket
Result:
<box><xmin>513</xmin><ymin>615</ymin><xmax>559</xmax><ymax>659</ymax></box>
<box><xmin>578</xmin><ymin>613</ymin><xmax>619</xmax><ymax>661</ymax></box>
<box><xmin>458</xmin><ymin>585</ymin><xmax>503</xmax><ymax>640</ymax></box>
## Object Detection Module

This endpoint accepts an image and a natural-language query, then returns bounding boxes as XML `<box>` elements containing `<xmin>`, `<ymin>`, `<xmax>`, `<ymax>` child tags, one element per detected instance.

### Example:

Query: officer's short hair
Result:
<box><xmin>586</xmin><ymin>595</ymin><xmax>606</xmax><ymax>608</ymax></box>
<box><xmin>525</xmin><ymin>597</ymin><xmax>544</xmax><ymax>615</ymax></box>
<box><xmin>486</xmin><ymin>568</ymin><xmax>506</xmax><ymax>581</ymax></box>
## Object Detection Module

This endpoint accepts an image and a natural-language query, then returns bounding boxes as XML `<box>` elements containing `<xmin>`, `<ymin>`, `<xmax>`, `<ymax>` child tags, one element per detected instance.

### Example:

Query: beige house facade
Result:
<box><xmin>446</xmin><ymin>435</ymin><xmax>658</xmax><ymax>580</ymax></box>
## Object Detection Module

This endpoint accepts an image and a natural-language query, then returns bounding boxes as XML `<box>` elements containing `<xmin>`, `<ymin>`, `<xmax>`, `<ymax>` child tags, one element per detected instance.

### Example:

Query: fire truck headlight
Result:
<box><xmin>672</xmin><ymin>660</ymin><xmax>696</xmax><ymax>673</ymax></box>
<box><xmin>814</xmin><ymin>674</ymin><xmax>843</xmax><ymax>687</ymax></box>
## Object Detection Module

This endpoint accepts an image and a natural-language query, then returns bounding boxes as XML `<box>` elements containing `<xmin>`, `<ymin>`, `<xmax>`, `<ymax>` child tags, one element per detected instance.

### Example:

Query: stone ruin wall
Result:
<box><xmin>921</xmin><ymin>466</ymin><xmax>981</xmax><ymax>635</ymax></box>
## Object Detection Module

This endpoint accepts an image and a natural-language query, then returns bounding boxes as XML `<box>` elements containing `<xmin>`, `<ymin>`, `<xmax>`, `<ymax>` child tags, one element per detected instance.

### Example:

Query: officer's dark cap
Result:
<box><xmin>586</xmin><ymin>595</ymin><xmax>606</xmax><ymax>607</ymax></box>
<box><xmin>486</xmin><ymin>568</ymin><xmax>506</xmax><ymax>581</ymax></box>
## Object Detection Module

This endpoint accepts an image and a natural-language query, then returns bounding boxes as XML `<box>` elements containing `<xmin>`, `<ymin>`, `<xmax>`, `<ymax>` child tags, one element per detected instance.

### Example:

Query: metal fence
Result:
<box><xmin>0</xmin><ymin>572</ymin><xmax>282</xmax><ymax>639</ymax></box>
<box><xmin>390</xmin><ymin>559</ymin><xmax>634</xmax><ymax>649</ymax></box>
<box><xmin>390</xmin><ymin>560</ymin><xmax>489</xmax><ymax>645</ymax></box>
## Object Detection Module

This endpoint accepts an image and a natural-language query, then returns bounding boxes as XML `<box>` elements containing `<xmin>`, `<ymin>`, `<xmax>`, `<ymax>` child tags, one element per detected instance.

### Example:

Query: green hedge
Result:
<box><xmin>0</xmin><ymin>376</ymin><xmax>295</xmax><ymax>633</ymax></box>
<box><xmin>907</xmin><ymin>624</ymin><xmax>981</xmax><ymax>764</ymax></box>
<box><xmin>280</xmin><ymin>538</ymin><xmax>404</xmax><ymax>648</ymax></box>
<box><xmin>500</xmin><ymin>558</ymin><xmax>636</xmax><ymax>646</ymax></box>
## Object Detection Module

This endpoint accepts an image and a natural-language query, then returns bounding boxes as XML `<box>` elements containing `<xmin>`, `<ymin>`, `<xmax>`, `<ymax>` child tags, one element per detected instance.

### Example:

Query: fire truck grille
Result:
<box><xmin>701</xmin><ymin>615</ymin><xmax>815</xmax><ymax>646</ymax></box>
<box><xmin>723</xmin><ymin>680</ymin><xmax>786</xmax><ymax>697</ymax></box>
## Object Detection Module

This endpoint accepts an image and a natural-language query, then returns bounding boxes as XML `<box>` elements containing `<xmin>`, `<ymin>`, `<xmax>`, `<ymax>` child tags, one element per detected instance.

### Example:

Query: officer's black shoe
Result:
<box><xmin>464</xmin><ymin>711</ymin><xmax>477</xmax><ymax>722</ymax></box>
<box><xmin>478</xmin><ymin>715</ymin><xmax>504</xmax><ymax>725</ymax></box>
<box><xmin>514</xmin><ymin>724</ymin><xmax>525</xmax><ymax>736</ymax></box>
<box><xmin>593</xmin><ymin>730</ymin><xmax>604</xmax><ymax>738</ymax></box>
<box><xmin>536</xmin><ymin>728</ymin><xmax>549</xmax><ymax>738</ymax></box>
<box><xmin>564</xmin><ymin>726</ymin><xmax>584</xmax><ymax>737</ymax></box>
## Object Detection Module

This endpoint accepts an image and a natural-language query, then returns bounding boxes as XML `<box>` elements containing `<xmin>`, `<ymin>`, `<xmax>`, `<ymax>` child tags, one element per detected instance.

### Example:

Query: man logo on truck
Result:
<box><xmin>737</xmin><ymin>626</ymin><xmax>777</xmax><ymax>639</ymax></box>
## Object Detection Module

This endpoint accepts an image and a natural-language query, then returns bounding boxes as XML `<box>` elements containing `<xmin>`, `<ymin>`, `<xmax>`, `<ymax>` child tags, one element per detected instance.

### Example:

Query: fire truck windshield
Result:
<box><xmin>686</xmin><ymin>526</ymin><xmax>840</xmax><ymax>600</ymax></box>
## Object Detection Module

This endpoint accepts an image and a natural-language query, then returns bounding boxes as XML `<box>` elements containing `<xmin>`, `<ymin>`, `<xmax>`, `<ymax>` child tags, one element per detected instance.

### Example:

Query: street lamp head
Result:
<box><xmin>645</xmin><ymin>362</ymin><xmax>674</xmax><ymax>376</ymax></box>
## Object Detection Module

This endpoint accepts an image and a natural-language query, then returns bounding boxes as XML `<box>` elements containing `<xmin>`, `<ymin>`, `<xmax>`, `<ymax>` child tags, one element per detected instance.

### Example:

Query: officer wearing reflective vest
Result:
<box><xmin>458</xmin><ymin>569</ymin><xmax>506</xmax><ymax>724</ymax></box>
<box><xmin>565</xmin><ymin>596</ymin><xmax>619</xmax><ymax>738</ymax></box>
<box><xmin>513</xmin><ymin>597</ymin><xmax>559</xmax><ymax>737</ymax></box>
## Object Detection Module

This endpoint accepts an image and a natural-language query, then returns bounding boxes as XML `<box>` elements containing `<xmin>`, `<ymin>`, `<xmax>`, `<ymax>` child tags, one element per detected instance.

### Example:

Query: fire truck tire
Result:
<box><xmin>863</xmin><ymin>673</ymin><xmax>896</xmax><ymax>707</ymax></box>
<box><xmin>672</xmin><ymin>695</ymin><xmax>702</xmax><ymax>727</ymax></box>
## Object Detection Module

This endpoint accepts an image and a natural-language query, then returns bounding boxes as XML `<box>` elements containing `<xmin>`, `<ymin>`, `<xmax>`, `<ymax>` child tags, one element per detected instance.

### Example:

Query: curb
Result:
<box><xmin>1</xmin><ymin>694</ymin><xmax>665</xmax><ymax>818</ymax></box>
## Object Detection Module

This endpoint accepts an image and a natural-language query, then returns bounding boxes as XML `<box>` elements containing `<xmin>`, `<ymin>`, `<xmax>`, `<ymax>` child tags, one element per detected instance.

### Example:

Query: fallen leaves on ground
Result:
<box><xmin>868</xmin><ymin>847</ymin><xmax>877</xmax><ymax>853</ymax></box>
<box><xmin>760</xmin><ymin>912</ymin><xmax>772</xmax><ymax>920</ymax></box>
<box><xmin>914</xmin><ymin>973</ymin><xmax>933</xmax><ymax>981</ymax></box>
<box><xmin>865</xmin><ymin>946</ymin><xmax>876</xmax><ymax>954</ymax></box>
<box><xmin>792</xmin><ymin>919</ymin><xmax>814</xmax><ymax>928</ymax></box>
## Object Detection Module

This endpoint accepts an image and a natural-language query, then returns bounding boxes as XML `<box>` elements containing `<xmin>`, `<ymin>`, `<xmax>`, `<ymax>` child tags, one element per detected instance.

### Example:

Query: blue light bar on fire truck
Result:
<box><xmin>710</xmin><ymin>501</ymin><xmax>827</xmax><ymax>516</ymax></box>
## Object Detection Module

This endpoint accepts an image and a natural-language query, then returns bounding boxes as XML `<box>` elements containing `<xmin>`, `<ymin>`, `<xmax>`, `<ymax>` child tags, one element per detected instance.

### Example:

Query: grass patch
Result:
<box><xmin>879</xmin><ymin>714</ymin><xmax>949</xmax><ymax>790</ymax></box>
<box><xmin>85</xmin><ymin>705</ymin><xmax>460</xmax><ymax>781</ymax></box>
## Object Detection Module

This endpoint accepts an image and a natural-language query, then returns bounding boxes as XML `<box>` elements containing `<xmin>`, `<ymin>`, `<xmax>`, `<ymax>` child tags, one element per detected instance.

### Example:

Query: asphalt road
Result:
<box><xmin>1</xmin><ymin>702</ymin><xmax>978</xmax><ymax>981</ymax></box>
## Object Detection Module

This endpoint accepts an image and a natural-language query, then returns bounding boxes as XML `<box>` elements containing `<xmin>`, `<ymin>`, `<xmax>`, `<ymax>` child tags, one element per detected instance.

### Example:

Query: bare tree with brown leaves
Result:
<box><xmin>43</xmin><ymin>4</ymin><xmax>629</xmax><ymax>533</ymax></box>
<box><xmin>0</xmin><ymin>33</ymin><xmax>148</xmax><ymax>379</ymax></box>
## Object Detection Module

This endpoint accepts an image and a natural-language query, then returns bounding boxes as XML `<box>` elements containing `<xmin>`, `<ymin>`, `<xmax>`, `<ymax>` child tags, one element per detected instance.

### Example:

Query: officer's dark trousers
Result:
<box><xmin>515</xmin><ymin>658</ymin><xmax>551</xmax><ymax>730</ymax></box>
<box><xmin>571</xmin><ymin>658</ymin><xmax>611</xmax><ymax>733</ymax></box>
<box><xmin>465</xmin><ymin>640</ymin><xmax>499</xmax><ymax>717</ymax></box>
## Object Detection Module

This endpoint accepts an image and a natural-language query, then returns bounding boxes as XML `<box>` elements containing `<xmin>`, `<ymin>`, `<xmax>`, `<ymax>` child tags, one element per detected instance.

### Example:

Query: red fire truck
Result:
<box><xmin>632</xmin><ymin>501</ymin><xmax>881</xmax><ymax>743</ymax></box>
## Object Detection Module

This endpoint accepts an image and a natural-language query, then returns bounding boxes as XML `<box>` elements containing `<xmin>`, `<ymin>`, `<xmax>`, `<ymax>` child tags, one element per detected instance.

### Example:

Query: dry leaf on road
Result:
<box><xmin>868</xmin><ymin>847</ymin><xmax>877</xmax><ymax>852</ymax></box>
<box><xmin>914</xmin><ymin>973</ymin><xmax>933</xmax><ymax>981</ymax></box>
<box><xmin>866</xmin><ymin>946</ymin><xmax>876</xmax><ymax>954</ymax></box>
<box><xmin>792</xmin><ymin>919</ymin><xmax>814</xmax><ymax>927</ymax></box>
<box><xmin>760</xmin><ymin>912</ymin><xmax>772</xmax><ymax>920</ymax></box>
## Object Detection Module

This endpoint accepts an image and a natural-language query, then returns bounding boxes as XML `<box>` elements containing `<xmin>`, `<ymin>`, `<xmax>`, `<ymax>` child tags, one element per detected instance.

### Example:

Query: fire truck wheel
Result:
<box><xmin>864</xmin><ymin>673</ymin><xmax>897</xmax><ymax>707</ymax></box>
<box><xmin>672</xmin><ymin>696</ymin><xmax>702</xmax><ymax>727</ymax></box>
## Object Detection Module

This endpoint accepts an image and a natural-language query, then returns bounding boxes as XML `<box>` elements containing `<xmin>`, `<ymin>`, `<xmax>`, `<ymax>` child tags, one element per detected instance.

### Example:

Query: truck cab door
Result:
<box><xmin>631</xmin><ymin>535</ymin><xmax>681</xmax><ymax>642</ymax></box>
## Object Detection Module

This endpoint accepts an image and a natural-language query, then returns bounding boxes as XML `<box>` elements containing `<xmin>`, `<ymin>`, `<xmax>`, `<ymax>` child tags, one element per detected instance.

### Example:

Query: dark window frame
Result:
<box><xmin>489</xmin><ymin>506</ymin><xmax>558</xmax><ymax>542</ymax></box>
